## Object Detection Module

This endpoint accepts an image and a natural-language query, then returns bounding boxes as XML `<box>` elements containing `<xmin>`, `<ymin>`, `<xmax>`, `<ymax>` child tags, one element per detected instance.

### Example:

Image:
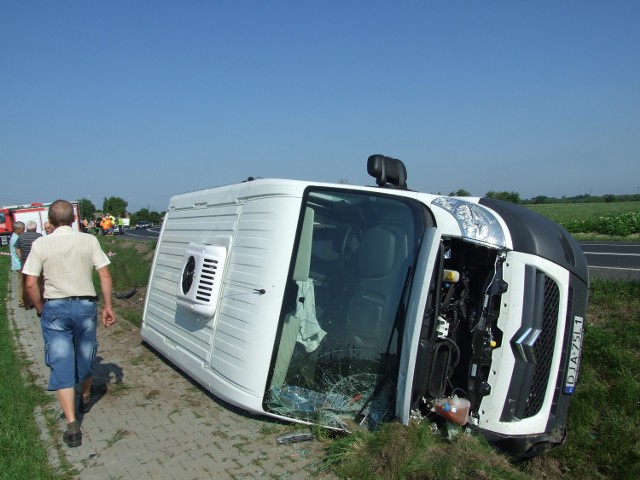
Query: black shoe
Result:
<box><xmin>80</xmin><ymin>383</ymin><xmax>108</xmax><ymax>414</ymax></box>
<box><xmin>63</xmin><ymin>421</ymin><xmax>82</xmax><ymax>448</ymax></box>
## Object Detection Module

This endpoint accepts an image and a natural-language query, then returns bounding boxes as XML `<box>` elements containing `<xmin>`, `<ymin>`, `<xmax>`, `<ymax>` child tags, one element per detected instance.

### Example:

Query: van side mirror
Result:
<box><xmin>367</xmin><ymin>154</ymin><xmax>408</xmax><ymax>189</ymax></box>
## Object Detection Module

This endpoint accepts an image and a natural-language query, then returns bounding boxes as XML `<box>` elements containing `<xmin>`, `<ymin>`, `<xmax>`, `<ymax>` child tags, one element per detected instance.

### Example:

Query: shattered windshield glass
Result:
<box><xmin>265</xmin><ymin>189</ymin><xmax>427</xmax><ymax>431</ymax></box>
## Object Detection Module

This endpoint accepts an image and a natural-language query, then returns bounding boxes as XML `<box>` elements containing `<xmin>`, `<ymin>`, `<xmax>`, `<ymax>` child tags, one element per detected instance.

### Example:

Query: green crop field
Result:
<box><xmin>527</xmin><ymin>202</ymin><xmax>640</xmax><ymax>237</ymax></box>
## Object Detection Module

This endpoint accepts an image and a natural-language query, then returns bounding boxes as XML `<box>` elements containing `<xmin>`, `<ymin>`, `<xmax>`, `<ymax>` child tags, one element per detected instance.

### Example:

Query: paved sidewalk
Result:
<box><xmin>8</xmin><ymin>274</ymin><xmax>336</xmax><ymax>479</ymax></box>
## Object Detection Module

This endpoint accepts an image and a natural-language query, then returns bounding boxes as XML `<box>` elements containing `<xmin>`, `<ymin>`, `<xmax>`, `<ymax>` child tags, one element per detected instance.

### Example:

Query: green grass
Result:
<box><xmin>320</xmin><ymin>279</ymin><xmax>640</xmax><ymax>479</ymax></box>
<box><xmin>0</xmin><ymin>255</ymin><xmax>71</xmax><ymax>479</ymax></box>
<box><xmin>548</xmin><ymin>279</ymin><xmax>640</xmax><ymax>479</ymax></box>
<box><xmin>92</xmin><ymin>237</ymin><xmax>155</xmax><ymax>328</ymax></box>
<box><xmin>95</xmin><ymin>237</ymin><xmax>155</xmax><ymax>292</ymax></box>
<box><xmin>322</xmin><ymin>421</ymin><xmax>529</xmax><ymax>480</ymax></box>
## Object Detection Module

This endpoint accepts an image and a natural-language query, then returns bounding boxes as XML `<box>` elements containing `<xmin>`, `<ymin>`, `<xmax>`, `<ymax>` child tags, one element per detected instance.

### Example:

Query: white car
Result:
<box><xmin>141</xmin><ymin>155</ymin><xmax>588</xmax><ymax>458</ymax></box>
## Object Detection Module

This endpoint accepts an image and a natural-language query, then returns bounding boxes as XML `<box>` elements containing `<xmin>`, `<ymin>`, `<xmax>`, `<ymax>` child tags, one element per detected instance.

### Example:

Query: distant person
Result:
<box><xmin>43</xmin><ymin>221</ymin><xmax>54</xmax><ymax>235</ymax></box>
<box><xmin>16</xmin><ymin>220</ymin><xmax>42</xmax><ymax>263</ymax></box>
<box><xmin>100</xmin><ymin>214</ymin><xmax>114</xmax><ymax>235</ymax></box>
<box><xmin>15</xmin><ymin>220</ymin><xmax>42</xmax><ymax>309</ymax></box>
<box><xmin>9</xmin><ymin>221</ymin><xmax>25</xmax><ymax>307</ymax></box>
<box><xmin>23</xmin><ymin>200</ymin><xmax>116</xmax><ymax>448</ymax></box>
<box><xmin>108</xmin><ymin>213</ymin><xmax>116</xmax><ymax>234</ymax></box>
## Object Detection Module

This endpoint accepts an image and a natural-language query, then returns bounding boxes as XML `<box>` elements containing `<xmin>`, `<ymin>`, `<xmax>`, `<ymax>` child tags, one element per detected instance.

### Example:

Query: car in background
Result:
<box><xmin>136</xmin><ymin>220</ymin><xmax>153</xmax><ymax>229</ymax></box>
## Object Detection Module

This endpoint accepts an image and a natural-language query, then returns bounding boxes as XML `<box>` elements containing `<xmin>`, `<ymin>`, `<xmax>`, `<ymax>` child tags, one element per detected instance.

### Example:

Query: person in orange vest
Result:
<box><xmin>100</xmin><ymin>214</ymin><xmax>114</xmax><ymax>235</ymax></box>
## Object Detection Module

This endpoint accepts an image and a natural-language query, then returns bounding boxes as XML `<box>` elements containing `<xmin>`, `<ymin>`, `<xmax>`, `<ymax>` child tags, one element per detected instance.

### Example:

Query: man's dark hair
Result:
<box><xmin>49</xmin><ymin>200</ymin><xmax>75</xmax><ymax>227</ymax></box>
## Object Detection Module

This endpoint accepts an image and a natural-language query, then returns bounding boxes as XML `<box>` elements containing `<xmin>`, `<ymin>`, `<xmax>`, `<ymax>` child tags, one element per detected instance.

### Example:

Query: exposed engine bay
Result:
<box><xmin>412</xmin><ymin>238</ymin><xmax>507</xmax><ymax>428</ymax></box>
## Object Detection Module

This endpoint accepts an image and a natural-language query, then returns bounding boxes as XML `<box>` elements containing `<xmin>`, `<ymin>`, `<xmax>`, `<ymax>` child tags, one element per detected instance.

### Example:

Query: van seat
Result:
<box><xmin>347</xmin><ymin>225</ymin><xmax>408</xmax><ymax>354</ymax></box>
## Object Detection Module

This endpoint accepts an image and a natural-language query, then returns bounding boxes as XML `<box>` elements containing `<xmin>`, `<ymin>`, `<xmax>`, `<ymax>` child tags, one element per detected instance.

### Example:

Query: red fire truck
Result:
<box><xmin>0</xmin><ymin>202</ymin><xmax>80</xmax><ymax>246</ymax></box>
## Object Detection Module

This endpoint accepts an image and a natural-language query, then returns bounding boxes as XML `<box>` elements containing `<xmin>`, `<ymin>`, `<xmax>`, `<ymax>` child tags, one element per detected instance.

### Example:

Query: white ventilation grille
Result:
<box><xmin>176</xmin><ymin>243</ymin><xmax>227</xmax><ymax>317</ymax></box>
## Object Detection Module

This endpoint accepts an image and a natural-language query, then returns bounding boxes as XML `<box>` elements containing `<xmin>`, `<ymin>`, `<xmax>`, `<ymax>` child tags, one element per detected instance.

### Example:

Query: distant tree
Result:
<box><xmin>531</xmin><ymin>195</ymin><xmax>550</xmax><ymax>204</ymax></box>
<box><xmin>102</xmin><ymin>196</ymin><xmax>128</xmax><ymax>216</ymax></box>
<box><xmin>603</xmin><ymin>194</ymin><xmax>615</xmax><ymax>203</ymax></box>
<box><xmin>131</xmin><ymin>208</ymin><xmax>163</xmax><ymax>225</ymax></box>
<box><xmin>574</xmin><ymin>194</ymin><xmax>592</xmax><ymax>203</ymax></box>
<box><xmin>485</xmin><ymin>191</ymin><xmax>521</xmax><ymax>204</ymax></box>
<box><xmin>449</xmin><ymin>189</ymin><xmax>471</xmax><ymax>197</ymax></box>
<box><xmin>77</xmin><ymin>198</ymin><xmax>96</xmax><ymax>220</ymax></box>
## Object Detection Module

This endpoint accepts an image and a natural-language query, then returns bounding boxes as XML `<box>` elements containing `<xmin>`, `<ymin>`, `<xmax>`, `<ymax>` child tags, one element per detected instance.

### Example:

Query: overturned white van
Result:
<box><xmin>141</xmin><ymin>155</ymin><xmax>588</xmax><ymax>458</ymax></box>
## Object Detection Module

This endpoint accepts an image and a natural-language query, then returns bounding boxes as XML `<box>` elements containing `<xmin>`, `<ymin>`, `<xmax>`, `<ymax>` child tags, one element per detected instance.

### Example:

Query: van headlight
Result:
<box><xmin>432</xmin><ymin>197</ymin><xmax>505</xmax><ymax>248</ymax></box>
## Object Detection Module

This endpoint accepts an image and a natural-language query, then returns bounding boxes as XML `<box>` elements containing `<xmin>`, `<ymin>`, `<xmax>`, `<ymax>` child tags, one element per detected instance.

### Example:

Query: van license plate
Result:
<box><xmin>564</xmin><ymin>315</ymin><xmax>584</xmax><ymax>394</ymax></box>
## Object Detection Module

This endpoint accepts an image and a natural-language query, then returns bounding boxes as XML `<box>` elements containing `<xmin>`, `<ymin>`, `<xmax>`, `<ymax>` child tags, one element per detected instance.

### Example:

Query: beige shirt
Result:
<box><xmin>22</xmin><ymin>225</ymin><xmax>111</xmax><ymax>299</ymax></box>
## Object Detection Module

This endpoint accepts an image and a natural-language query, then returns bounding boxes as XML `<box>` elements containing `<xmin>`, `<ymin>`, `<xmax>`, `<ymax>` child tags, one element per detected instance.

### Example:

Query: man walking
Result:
<box><xmin>23</xmin><ymin>200</ymin><xmax>116</xmax><ymax>448</ymax></box>
<box><xmin>9</xmin><ymin>221</ymin><xmax>25</xmax><ymax>307</ymax></box>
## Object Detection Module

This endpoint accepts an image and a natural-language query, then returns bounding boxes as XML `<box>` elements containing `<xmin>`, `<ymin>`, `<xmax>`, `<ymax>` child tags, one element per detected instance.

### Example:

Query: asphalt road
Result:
<box><xmin>121</xmin><ymin>226</ymin><xmax>161</xmax><ymax>240</ymax></box>
<box><xmin>580</xmin><ymin>242</ymin><xmax>640</xmax><ymax>280</ymax></box>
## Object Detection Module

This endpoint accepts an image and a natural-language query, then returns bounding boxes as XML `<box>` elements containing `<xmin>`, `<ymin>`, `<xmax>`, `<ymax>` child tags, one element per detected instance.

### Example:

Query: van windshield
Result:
<box><xmin>265</xmin><ymin>188</ymin><xmax>428</xmax><ymax>430</ymax></box>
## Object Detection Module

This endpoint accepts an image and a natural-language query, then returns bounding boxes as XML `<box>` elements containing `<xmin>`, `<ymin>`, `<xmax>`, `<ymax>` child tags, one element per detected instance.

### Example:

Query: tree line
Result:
<box><xmin>448</xmin><ymin>190</ymin><xmax>640</xmax><ymax>205</ymax></box>
<box><xmin>77</xmin><ymin>196</ymin><xmax>164</xmax><ymax>225</ymax></box>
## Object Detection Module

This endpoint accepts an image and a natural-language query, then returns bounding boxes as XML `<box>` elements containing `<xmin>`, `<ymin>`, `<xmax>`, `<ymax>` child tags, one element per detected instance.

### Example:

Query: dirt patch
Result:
<box><xmin>112</xmin><ymin>285</ymin><xmax>147</xmax><ymax>309</ymax></box>
<box><xmin>521</xmin><ymin>455</ymin><xmax>567</xmax><ymax>479</ymax></box>
<box><xmin>109</xmin><ymin>285</ymin><xmax>148</xmax><ymax>327</ymax></box>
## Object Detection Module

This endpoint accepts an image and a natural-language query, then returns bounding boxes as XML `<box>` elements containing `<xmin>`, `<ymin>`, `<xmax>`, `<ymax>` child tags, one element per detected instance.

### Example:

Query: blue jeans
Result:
<box><xmin>41</xmin><ymin>299</ymin><xmax>98</xmax><ymax>390</ymax></box>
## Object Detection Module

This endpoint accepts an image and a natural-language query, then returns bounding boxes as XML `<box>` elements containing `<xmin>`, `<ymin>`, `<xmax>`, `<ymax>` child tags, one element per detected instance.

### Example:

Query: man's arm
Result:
<box><xmin>25</xmin><ymin>275</ymin><xmax>43</xmax><ymax>315</ymax></box>
<box><xmin>97</xmin><ymin>266</ymin><xmax>116</xmax><ymax>327</ymax></box>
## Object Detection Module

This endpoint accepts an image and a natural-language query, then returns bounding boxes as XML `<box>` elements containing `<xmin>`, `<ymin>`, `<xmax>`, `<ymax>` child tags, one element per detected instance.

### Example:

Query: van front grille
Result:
<box><xmin>523</xmin><ymin>276</ymin><xmax>560</xmax><ymax>418</ymax></box>
<box><xmin>503</xmin><ymin>268</ymin><xmax>561</xmax><ymax>422</ymax></box>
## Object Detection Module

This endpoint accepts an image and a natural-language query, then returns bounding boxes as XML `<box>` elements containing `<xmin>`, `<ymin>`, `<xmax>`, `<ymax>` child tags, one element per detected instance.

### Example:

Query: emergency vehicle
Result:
<box><xmin>0</xmin><ymin>202</ymin><xmax>81</xmax><ymax>245</ymax></box>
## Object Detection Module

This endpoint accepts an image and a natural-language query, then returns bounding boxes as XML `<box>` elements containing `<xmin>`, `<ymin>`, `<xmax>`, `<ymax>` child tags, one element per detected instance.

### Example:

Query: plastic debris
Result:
<box><xmin>276</xmin><ymin>431</ymin><xmax>315</xmax><ymax>445</ymax></box>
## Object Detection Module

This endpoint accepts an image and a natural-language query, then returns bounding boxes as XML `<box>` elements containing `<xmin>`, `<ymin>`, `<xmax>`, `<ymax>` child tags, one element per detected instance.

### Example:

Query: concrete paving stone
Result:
<box><xmin>7</xmin><ymin>273</ymin><xmax>337</xmax><ymax>480</ymax></box>
<box><xmin>83</xmin><ymin>459</ymin><xmax>133</xmax><ymax>478</ymax></box>
<box><xmin>77</xmin><ymin>466</ymin><xmax>110</xmax><ymax>480</ymax></box>
<box><xmin>139</xmin><ymin>433</ymin><xmax>174</xmax><ymax>451</ymax></box>
<box><xmin>187</xmin><ymin>457</ymin><xmax>239</xmax><ymax>476</ymax></box>
<box><xmin>147</xmin><ymin>430</ymin><xmax>188</xmax><ymax>448</ymax></box>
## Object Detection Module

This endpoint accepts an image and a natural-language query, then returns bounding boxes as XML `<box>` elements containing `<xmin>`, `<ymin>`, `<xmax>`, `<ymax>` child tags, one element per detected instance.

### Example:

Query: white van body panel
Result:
<box><xmin>142</xmin><ymin>180</ymin><xmax>310</xmax><ymax>411</ymax></box>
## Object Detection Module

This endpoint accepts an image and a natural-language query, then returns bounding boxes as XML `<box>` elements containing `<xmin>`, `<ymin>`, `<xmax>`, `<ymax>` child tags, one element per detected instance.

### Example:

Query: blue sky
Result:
<box><xmin>2</xmin><ymin>1</ymin><xmax>639</xmax><ymax>212</ymax></box>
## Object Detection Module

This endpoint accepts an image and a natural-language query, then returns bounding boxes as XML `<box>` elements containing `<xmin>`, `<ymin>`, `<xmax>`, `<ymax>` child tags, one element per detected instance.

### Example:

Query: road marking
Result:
<box><xmin>581</xmin><ymin>244</ymin><xmax>640</xmax><ymax>247</ymax></box>
<box><xmin>588</xmin><ymin>266</ymin><xmax>640</xmax><ymax>272</ymax></box>
<box><xmin>583</xmin><ymin>252</ymin><xmax>640</xmax><ymax>257</ymax></box>
<box><xmin>124</xmin><ymin>231</ymin><xmax>159</xmax><ymax>239</ymax></box>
